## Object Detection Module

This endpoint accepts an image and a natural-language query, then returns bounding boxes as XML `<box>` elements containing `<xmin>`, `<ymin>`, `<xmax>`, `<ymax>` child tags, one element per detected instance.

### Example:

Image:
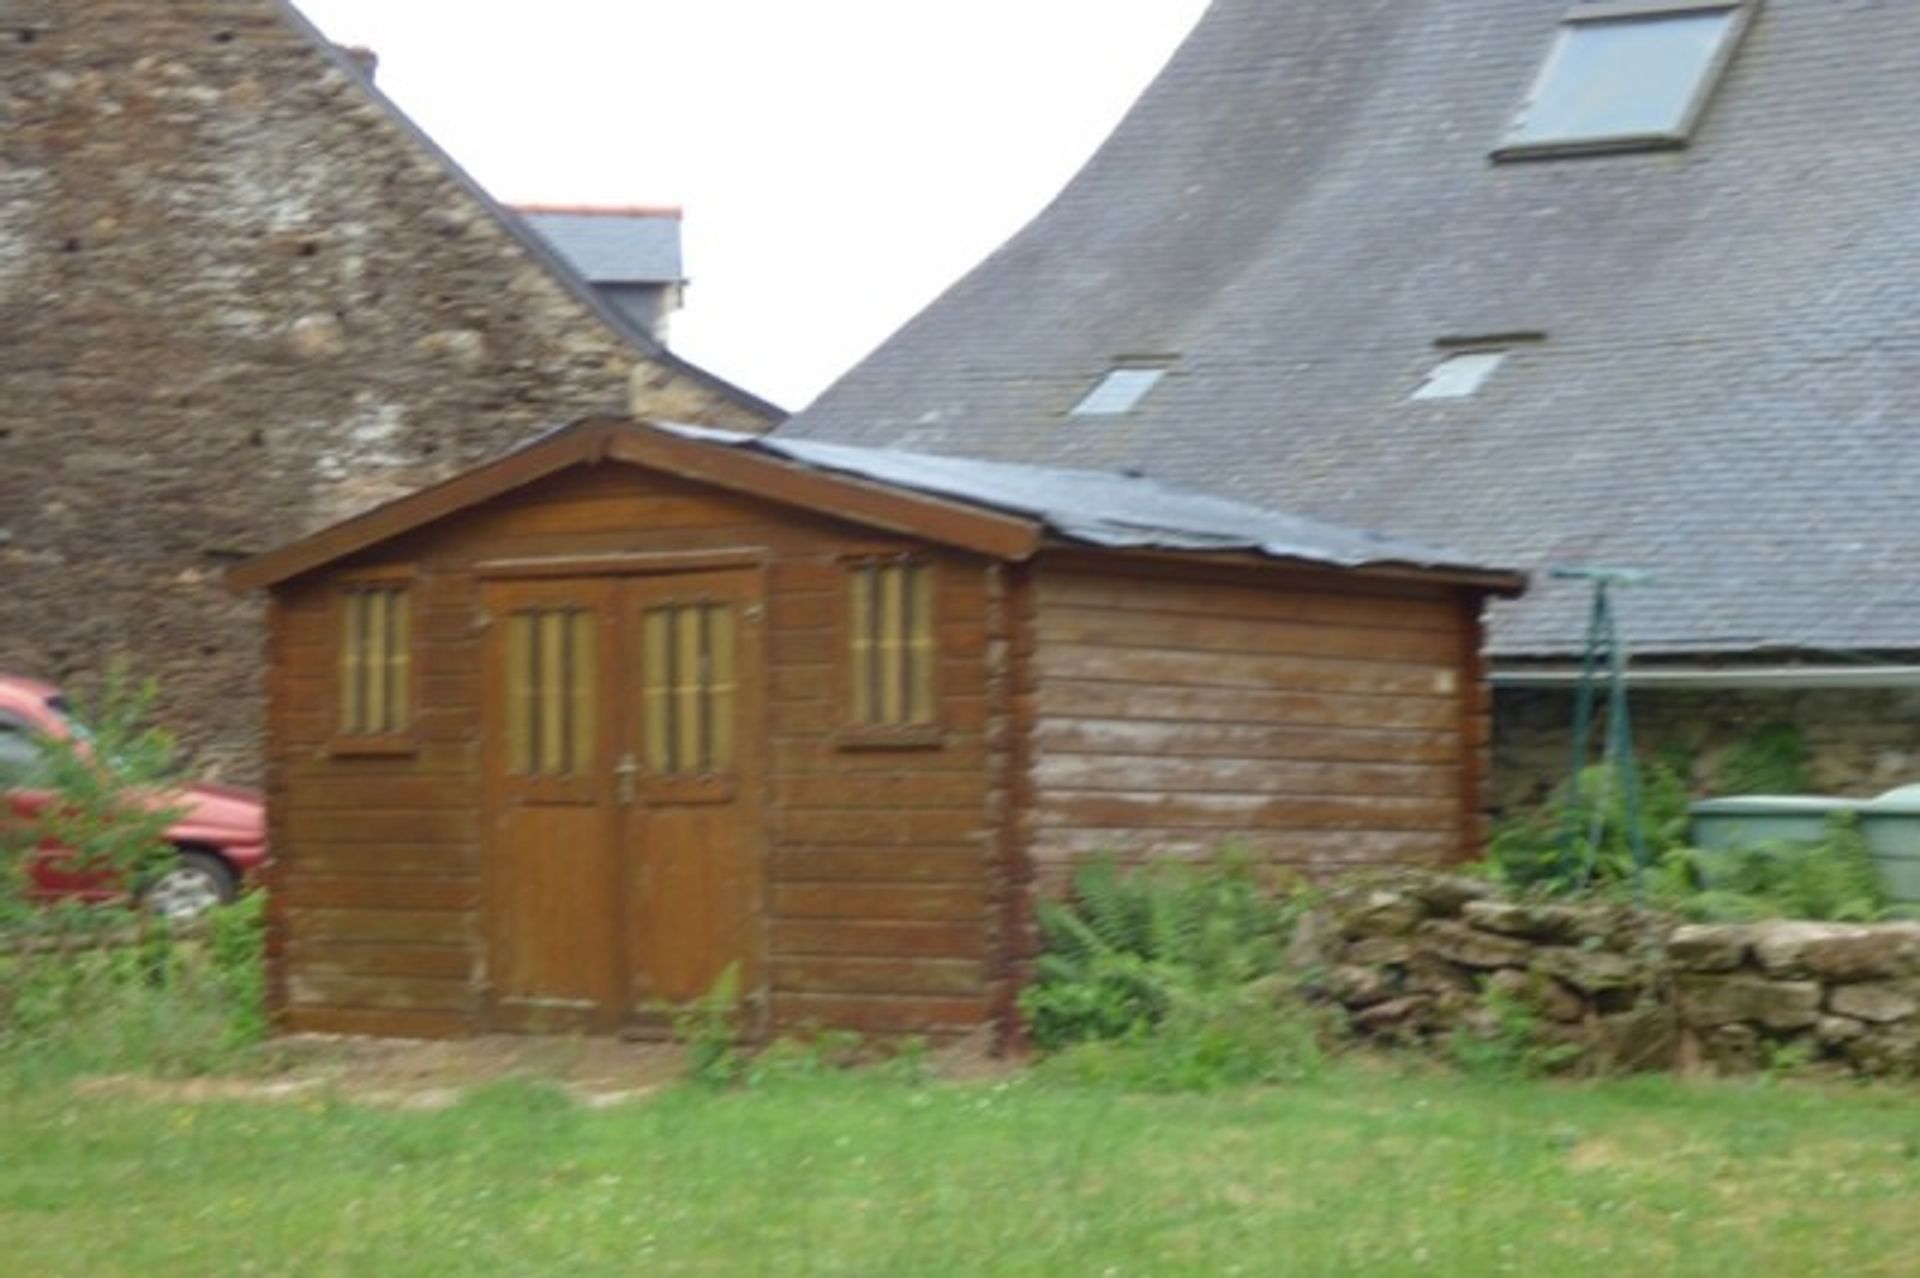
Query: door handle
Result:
<box><xmin>615</xmin><ymin>753</ymin><xmax>640</xmax><ymax>806</ymax></box>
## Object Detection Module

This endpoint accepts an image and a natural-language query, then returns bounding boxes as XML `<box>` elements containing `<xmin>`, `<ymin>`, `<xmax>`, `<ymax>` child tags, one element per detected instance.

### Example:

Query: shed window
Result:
<box><xmin>504</xmin><ymin>608</ymin><xmax>599</xmax><ymax>776</ymax></box>
<box><xmin>848</xmin><ymin>560</ymin><xmax>936</xmax><ymax>728</ymax></box>
<box><xmin>641</xmin><ymin>603</ymin><xmax>738</xmax><ymax>776</ymax></box>
<box><xmin>1498</xmin><ymin>2</ymin><xmax>1753</xmax><ymax>158</ymax></box>
<box><xmin>339</xmin><ymin>585</ymin><xmax>412</xmax><ymax>738</ymax></box>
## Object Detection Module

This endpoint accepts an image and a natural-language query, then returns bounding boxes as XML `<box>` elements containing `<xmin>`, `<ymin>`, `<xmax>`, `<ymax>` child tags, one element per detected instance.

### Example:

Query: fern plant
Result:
<box><xmin>1656</xmin><ymin>812</ymin><xmax>1889</xmax><ymax>922</ymax></box>
<box><xmin>1019</xmin><ymin>854</ymin><xmax>1288</xmax><ymax>1051</ymax></box>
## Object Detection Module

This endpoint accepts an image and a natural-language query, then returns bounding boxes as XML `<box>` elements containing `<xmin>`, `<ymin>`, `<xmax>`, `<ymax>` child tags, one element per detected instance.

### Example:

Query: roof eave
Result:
<box><xmin>1040</xmin><ymin>541</ymin><xmax>1527</xmax><ymax>595</ymax></box>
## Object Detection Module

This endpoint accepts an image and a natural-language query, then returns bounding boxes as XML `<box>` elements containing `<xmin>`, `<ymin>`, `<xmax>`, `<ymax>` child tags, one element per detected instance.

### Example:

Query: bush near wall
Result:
<box><xmin>1292</xmin><ymin>872</ymin><xmax>1920</xmax><ymax>1078</ymax></box>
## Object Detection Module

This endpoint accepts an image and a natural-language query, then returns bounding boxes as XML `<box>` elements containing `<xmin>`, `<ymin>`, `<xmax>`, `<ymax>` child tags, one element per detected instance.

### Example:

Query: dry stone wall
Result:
<box><xmin>0</xmin><ymin>0</ymin><xmax>776</xmax><ymax>778</ymax></box>
<box><xmin>1294</xmin><ymin>872</ymin><xmax>1920</xmax><ymax>1078</ymax></box>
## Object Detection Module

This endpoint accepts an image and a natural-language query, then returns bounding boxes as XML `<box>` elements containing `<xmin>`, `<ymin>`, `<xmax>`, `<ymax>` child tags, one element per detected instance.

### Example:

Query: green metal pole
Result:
<box><xmin>1561</xmin><ymin>585</ymin><xmax>1607</xmax><ymax>885</ymax></box>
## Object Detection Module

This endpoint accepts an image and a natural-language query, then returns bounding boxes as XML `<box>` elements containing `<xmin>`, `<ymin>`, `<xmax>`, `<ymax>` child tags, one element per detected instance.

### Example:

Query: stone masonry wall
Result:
<box><xmin>0</xmin><ymin>0</ymin><xmax>776</xmax><ymax>778</ymax></box>
<box><xmin>1493</xmin><ymin>685</ymin><xmax>1920</xmax><ymax>812</ymax></box>
<box><xmin>1294</xmin><ymin>872</ymin><xmax>1920</xmax><ymax>1079</ymax></box>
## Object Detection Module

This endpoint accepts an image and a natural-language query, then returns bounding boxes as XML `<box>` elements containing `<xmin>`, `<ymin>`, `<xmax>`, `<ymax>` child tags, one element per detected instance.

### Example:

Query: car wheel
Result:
<box><xmin>143</xmin><ymin>850</ymin><xmax>237</xmax><ymax>924</ymax></box>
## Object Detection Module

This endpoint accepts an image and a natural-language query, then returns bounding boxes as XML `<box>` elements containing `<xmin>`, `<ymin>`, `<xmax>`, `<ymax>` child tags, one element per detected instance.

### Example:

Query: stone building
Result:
<box><xmin>0</xmin><ymin>0</ymin><xmax>780</xmax><ymax>776</ymax></box>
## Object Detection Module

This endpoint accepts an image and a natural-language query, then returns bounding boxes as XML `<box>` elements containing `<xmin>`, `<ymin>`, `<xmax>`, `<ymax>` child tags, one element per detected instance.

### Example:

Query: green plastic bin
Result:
<box><xmin>1688</xmin><ymin>795</ymin><xmax>1868</xmax><ymax>852</ymax></box>
<box><xmin>1689</xmin><ymin>787</ymin><xmax>1920</xmax><ymax>906</ymax></box>
<box><xmin>1860</xmin><ymin>785</ymin><xmax>1920</xmax><ymax>905</ymax></box>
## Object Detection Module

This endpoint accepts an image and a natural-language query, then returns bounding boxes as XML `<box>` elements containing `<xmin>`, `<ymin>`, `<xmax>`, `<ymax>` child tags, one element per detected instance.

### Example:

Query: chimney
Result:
<box><xmin>338</xmin><ymin>45</ymin><xmax>379</xmax><ymax>82</ymax></box>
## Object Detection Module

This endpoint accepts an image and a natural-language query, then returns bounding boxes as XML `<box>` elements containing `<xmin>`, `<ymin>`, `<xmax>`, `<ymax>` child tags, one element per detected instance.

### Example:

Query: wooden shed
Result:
<box><xmin>229</xmin><ymin>419</ymin><xmax>1524</xmax><ymax>1041</ymax></box>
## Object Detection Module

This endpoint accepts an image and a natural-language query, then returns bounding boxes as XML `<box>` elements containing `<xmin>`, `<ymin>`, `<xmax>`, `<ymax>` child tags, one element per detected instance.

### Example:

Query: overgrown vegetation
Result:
<box><xmin>1448</xmin><ymin>981</ymin><xmax>1585</xmax><ymax>1080</ymax></box>
<box><xmin>0</xmin><ymin>665</ymin><xmax>184</xmax><ymax>925</ymax></box>
<box><xmin>1018</xmin><ymin>855</ymin><xmax>1332</xmax><ymax>1090</ymax></box>
<box><xmin>0</xmin><ymin>668</ymin><xmax>267</xmax><ymax>1081</ymax></box>
<box><xmin>1664</xmin><ymin>813</ymin><xmax>1889</xmax><ymax>923</ymax></box>
<box><xmin>1717</xmin><ymin>721</ymin><xmax>1813</xmax><ymax>795</ymax></box>
<box><xmin>1483</xmin><ymin>758</ymin><xmax>1890</xmax><ymax>922</ymax></box>
<box><xmin>0</xmin><ymin>894</ymin><xmax>269</xmax><ymax>1082</ymax></box>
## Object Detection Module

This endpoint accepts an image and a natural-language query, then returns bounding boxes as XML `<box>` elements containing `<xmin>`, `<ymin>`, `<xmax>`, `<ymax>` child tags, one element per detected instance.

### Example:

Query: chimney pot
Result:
<box><xmin>339</xmin><ymin>45</ymin><xmax>379</xmax><ymax>81</ymax></box>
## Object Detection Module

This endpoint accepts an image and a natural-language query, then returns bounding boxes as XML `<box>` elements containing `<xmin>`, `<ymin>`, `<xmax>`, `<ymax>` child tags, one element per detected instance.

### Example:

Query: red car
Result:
<box><xmin>0</xmin><ymin>675</ymin><xmax>266</xmax><ymax>922</ymax></box>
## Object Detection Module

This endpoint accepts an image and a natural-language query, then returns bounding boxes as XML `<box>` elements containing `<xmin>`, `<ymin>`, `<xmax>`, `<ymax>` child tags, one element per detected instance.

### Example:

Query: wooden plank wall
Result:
<box><xmin>1023</xmin><ymin>558</ymin><xmax>1488</xmax><ymax>889</ymax></box>
<box><xmin>268</xmin><ymin>464</ymin><xmax>999</xmax><ymax>1038</ymax></box>
<box><xmin>271</xmin><ymin>569</ymin><xmax>486</xmax><ymax>1039</ymax></box>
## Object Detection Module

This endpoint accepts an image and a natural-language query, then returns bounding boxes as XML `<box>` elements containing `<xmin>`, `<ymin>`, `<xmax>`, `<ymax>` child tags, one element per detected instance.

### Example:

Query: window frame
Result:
<box><xmin>1069</xmin><ymin>362</ymin><xmax>1174</xmax><ymax>418</ymax></box>
<box><xmin>1493</xmin><ymin>0</ymin><xmax>1758</xmax><ymax>162</ymax></box>
<box><xmin>330</xmin><ymin>568</ymin><xmax>419</xmax><ymax>757</ymax></box>
<box><xmin>836</xmin><ymin>553</ymin><xmax>945</xmax><ymax>751</ymax></box>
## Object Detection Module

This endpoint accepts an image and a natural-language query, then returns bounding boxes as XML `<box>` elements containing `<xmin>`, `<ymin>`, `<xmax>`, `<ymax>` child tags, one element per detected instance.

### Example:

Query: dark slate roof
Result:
<box><xmin>777</xmin><ymin>0</ymin><xmax>1920</xmax><ymax>659</ymax></box>
<box><xmin>515</xmin><ymin>208</ymin><xmax>685</xmax><ymax>285</ymax></box>
<box><xmin>657</xmin><ymin>424</ymin><xmax>1516</xmax><ymax>580</ymax></box>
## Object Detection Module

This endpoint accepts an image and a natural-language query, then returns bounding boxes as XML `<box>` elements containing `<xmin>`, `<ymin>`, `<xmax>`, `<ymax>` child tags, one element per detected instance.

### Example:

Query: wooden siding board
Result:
<box><xmin>283</xmin><ymin>1007</ymin><xmax>476</xmax><ymax>1039</ymax></box>
<box><xmin>769</xmin><ymin>919</ymin><xmax>988</xmax><ymax>960</ymax></box>
<box><xmin>286</xmin><ymin>908</ymin><xmax>473</xmax><ymax>945</ymax></box>
<box><xmin>1028</xmin><ymin>560</ymin><xmax>1484</xmax><ymax>885</ymax></box>
<box><xmin>772</xmin><ymin>957</ymin><xmax>986</xmax><ymax>997</ymax></box>
<box><xmin>769</xmin><ymin>993</ymin><xmax>991</xmax><ymax>1034</ymax></box>
<box><xmin>287</xmin><ymin>974</ymin><xmax>477</xmax><ymax>1013</ymax></box>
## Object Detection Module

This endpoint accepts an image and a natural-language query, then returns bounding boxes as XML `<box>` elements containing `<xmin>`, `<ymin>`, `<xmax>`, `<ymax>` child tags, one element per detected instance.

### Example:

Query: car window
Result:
<box><xmin>0</xmin><ymin>716</ymin><xmax>42</xmax><ymax>787</ymax></box>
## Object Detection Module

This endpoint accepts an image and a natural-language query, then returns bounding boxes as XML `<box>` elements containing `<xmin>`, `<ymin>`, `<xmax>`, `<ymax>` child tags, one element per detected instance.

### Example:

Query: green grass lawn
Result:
<box><xmin>2</xmin><ymin>1066</ymin><xmax>1917</xmax><ymax>1276</ymax></box>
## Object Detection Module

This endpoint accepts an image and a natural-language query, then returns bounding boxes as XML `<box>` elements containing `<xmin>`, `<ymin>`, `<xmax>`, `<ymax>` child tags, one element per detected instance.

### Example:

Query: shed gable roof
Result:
<box><xmin>227</xmin><ymin>421</ymin><xmax>1522</xmax><ymax>593</ymax></box>
<box><xmin>776</xmin><ymin>0</ymin><xmax>1920</xmax><ymax>659</ymax></box>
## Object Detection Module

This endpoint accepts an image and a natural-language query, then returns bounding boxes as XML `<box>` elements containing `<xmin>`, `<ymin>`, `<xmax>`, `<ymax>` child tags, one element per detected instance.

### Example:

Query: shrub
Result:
<box><xmin>0</xmin><ymin>893</ymin><xmax>268</xmax><ymax>1082</ymax></box>
<box><xmin>1487</xmin><ymin>759</ymin><xmax>1890</xmax><ymax>922</ymax></box>
<box><xmin>0</xmin><ymin>669</ymin><xmax>268</xmax><ymax>1083</ymax></box>
<box><xmin>1020</xmin><ymin>855</ymin><xmax>1328</xmax><ymax>1090</ymax></box>
<box><xmin>1485</xmin><ymin>760</ymin><xmax>1693</xmax><ymax>893</ymax></box>
<box><xmin>1019</xmin><ymin>854</ymin><xmax>1291</xmax><ymax>1049</ymax></box>
<box><xmin>0</xmin><ymin>664</ymin><xmax>186</xmax><ymax>909</ymax></box>
<box><xmin>1655</xmin><ymin>813</ymin><xmax>1889</xmax><ymax>923</ymax></box>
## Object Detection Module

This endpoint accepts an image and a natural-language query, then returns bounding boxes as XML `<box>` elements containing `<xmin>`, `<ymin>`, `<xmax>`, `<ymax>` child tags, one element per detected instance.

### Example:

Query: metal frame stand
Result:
<box><xmin>1553</xmin><ymin>568</ymin><xmax>1650</xmax><ymax>895</ymax></box>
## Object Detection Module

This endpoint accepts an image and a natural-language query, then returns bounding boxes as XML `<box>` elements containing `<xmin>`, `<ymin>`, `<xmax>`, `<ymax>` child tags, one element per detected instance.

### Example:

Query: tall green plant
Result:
<box><xmin>1</xmin><ymin>664</ymin><xmax>186</xmax><ymax>920</ymax></box>
<box><xmin>1019</xmin><ymin>854</ymin><xmax>1290</xmax><ymax>1051</ymax></box>
<box><xmin>1486</xmin><ymin>759</ymin><xmax>1693</xmax><ymax>893</ymax></box>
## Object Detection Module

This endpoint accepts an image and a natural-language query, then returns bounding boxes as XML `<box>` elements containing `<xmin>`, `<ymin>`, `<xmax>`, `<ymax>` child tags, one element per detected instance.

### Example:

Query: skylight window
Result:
<box><xmin>1071</xmin><ymin>365</ymin><xmax>1169</xmax><ymax>417</ymax></box>
<box><xmin>1411</xmin><ymin>350</ymin><xmax>1509</xmax><ymax>401</ymax></box>
<box><xmin>1497</xmin><ymin>1</ymin><xmax>1755</xmax><ymax>159</ymax></box>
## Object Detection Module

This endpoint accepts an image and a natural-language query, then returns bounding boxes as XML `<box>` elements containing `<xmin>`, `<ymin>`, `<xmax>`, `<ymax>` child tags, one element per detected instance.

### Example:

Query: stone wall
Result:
<box><xmin>1295</xmin><ymin>873</ymin><xmax>1920</xmax><ymax>1078</ymax></box>
<box><xmin>1493</xmin><ymin>685</ymin><xmax>1920</xmax><ymax>811</ymax></box>
<box><xmin>0</xmin><ymin>0</ymin><xmax>777</xmax><ymax>779</ymax></box>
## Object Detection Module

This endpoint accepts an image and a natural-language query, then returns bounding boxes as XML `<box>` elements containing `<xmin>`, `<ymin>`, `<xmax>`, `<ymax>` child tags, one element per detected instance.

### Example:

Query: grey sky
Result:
<box><xmin>291</xmin><ymin>1</ymin><xmax>1209</xmax><ymax>409</ymax></box>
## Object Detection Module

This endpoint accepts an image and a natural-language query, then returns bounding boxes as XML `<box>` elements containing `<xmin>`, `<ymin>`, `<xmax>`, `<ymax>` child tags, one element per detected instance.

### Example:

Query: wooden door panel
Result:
<box><xmin>488</xmin><ymin>805</ymin><xmax>616</xmax><ymax>1010</ymax></box>
<box><xmin>621</xmin><ymin>569</ymin><xmax>765</xmax><ymax>1012</ymax></box>
<box><xmin>481</xmin><ymin>579</ymin><xmax>620</xmax><ymax>1029</ymax></box>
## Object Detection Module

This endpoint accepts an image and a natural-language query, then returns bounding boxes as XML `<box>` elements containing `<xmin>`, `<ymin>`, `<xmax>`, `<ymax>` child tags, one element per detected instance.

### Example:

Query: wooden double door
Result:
<box><xmin>479</xmin><ymin>568</ymin><xmax>763</xmax><ymax>1034</ymax></box>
